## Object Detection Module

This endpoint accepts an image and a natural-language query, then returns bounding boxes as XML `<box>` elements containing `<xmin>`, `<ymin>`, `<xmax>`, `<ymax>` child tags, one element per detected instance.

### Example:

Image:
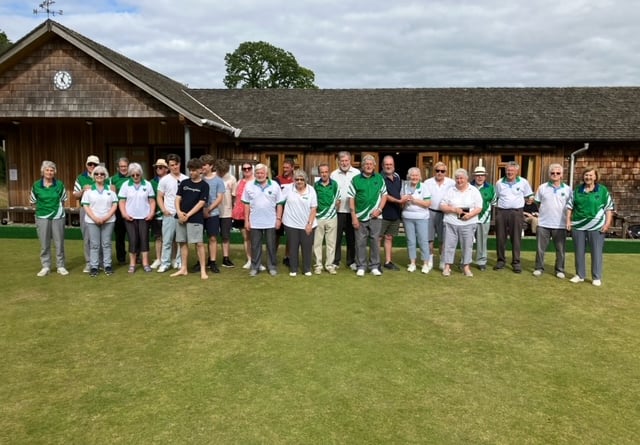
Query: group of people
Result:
<box><xmin>30</xmin><ymin>152</ymin><xmax>614</xmax><ymax>285</ymax></box>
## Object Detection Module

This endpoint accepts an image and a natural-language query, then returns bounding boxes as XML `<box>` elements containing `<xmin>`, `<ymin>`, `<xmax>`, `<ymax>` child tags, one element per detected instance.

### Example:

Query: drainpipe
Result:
<box><xmin>569</xmin><ymin>143</ymin><xmax>589</xmax><ymax>188</ymax></box>
<box><xmin>201</xmin><ymin>119</ymin><xmax>242</xmax><ymax>138</ymax></box>
<box><xmin>184</xmin><ymin>125</ymin><xmax>191</xmax><ymax>164</ymax></box>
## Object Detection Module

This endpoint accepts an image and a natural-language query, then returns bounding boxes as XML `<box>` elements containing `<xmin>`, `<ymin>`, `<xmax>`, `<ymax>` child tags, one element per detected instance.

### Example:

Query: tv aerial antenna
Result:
<box><xmin>33</xmin><ymin>0</ymin><xmax>63</xmax><ymax>18</ymax></box>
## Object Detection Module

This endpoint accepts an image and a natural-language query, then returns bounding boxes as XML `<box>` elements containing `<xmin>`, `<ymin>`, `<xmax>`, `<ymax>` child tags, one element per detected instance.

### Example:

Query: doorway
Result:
<box><xmin>378</xmin><ymin>151</ymin><xmax>418</xmax><ymax>180</ymax></box>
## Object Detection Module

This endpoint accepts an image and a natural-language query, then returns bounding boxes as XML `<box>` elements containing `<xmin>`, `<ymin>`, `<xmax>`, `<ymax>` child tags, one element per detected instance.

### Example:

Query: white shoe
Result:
<box><xmin>438</xmin><ymin>260</ymin><xmax>444</xmax><ymax>271</ymax></box>
<box><xmin>150</xmin><ymin>259</ymin><xmax>161</xmax><ymax>269</ymax></box>
<box><xmin>356</xmin><ymin>269</ymin><xmax>365</xmax><ymax>277</ymax></box>
<box><xmin>314</xmin><ymin>267</ymin><xmax>323</xmax><ymax>275</ymax></box>
<box><xmin>157</xmin><ymin>264</ymin><xmax>169</xmax><ymax>273</ymax></box>
<box><xmin>260</xmin><ymin>264</ymin><xmax>267</xmax><ymax>271</ymax></box>
<box><xmin>570</xmin><ymin>275</ymin><xmax>584</xmax><ymax>283</ymax></box>
<box><xmin>533</xmin><ymin>270</ymin><xmax>542</xmax><ymax>277</ymax></box>
<box><xmin>327</xmin><ymin>266</ymin><xmax>337</xmax><ymax>275</ymax></box>
<box><xmin>371</xmin><ymin>268</ymin><xmax>382</xmax><ymax>276</ymax></box>
<box><xmin>407</xmin><ymin>264</ymin><xmax>416</xmax><ymax>272</ymax></box>
<box><xmin>57</xmin><ymin>267</ymin><xmax>69</xmax><ymax>276</ymax></box>
<box><xmin>421</xmin><ymin>264</ymin><xmax>431</xmax><ymax>274</ymax></box>
<box><xmin>37</xmin><ymin>267</ymin><xmax>50</xmax><ymax>277</ymax></box>
<box><xmin>83</xmin><ymin>264</ymin><xmax>90</xmax><ymax>273</ymax></box>
<box><xmin>289</xmin><ymin>272</ymin><xmax>297</xmax><ymax>277</ymax></box>
<box><xmin>304</xmin><ymin>272</ymin><xmax>312</xmax><ymax>277</ymax></box>
<box><xmin>243</xmin><ymin>260</ymin><xmax>251</xmax><ymax>269</ymax></box>
<box><xmin>172</xmin><ymin>260</ymin><xmax>179</xmax><ymax>269</ymax></box>
<box><xmin>592</xmin><ymin>279</ymin><xmax>602</xmax><ymax>286</ymax></box>
<box><xmin>350</xmin><ymin>263</ymin><xmax>358</xmax><ymax>271</ymax></box>
<box><xmin>556</xmin><ymin>272</ymin><xmax>565</xmax><ymax>279</ymax></box>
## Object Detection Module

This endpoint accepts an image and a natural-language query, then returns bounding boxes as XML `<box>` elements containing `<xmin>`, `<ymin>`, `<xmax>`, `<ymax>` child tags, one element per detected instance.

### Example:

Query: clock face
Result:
<box><xmin>53</xmin><ymin>70</ymin><xmax>72</xmax><ymax>90</ymax></box>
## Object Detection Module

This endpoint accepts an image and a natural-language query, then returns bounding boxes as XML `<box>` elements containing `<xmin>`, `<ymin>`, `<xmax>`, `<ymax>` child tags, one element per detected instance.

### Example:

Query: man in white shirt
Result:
<box><xmin>493</xmin><ymin>161</ymin><xmax>534</xmax><ymax>273</ymax></box>
<box><xmin>424</xmin><ymin>162</ymin><xmax>455</xmax><ymax>270</ymax></box>
<box><xmin>532</xmin><ymin>164</ymin><xmax>572</xmax><ymax>278</ymax></box>
<box><xmin>156</xmin><ymin>154</ymin><xmax>189</xmax><ymax>273</ymax></box>
<box><xmin>330</xmin><ymin>151</ymin><xmax>360</xmax><ymax>270</ymax></box>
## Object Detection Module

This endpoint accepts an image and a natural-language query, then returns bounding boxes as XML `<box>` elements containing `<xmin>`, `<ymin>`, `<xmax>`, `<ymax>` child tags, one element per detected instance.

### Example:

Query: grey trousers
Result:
<box><xmin>285</xmin><ymin>225</ymin><xmax>315</xmax><ymax>274</ymax></box>
<box><xmin>355</xmin><ymin>218</ymin><xmax>382</xmax><ymax>271</ymax></box>
<box><xmin>534</xmin><ymin>226</ymin><xmax>567</xmax><ymax>274</ymax></box>
<box><xmin>250</xmin><ymin>227</ymin><xmax>277</xmax><ymax>272</ymax></box>
<box><xmin>572</xmin><ymin>229</ymin><xmax>605</xmax><ymax>280</ymax></box>
<box><xmin>475</xmin><ymin>220</ymin><xmax>490</xmax><ymax>266</ymax></box>
<box><xmin>87</xmin><ymin>222</ymin><xmax>114</xmax><ymax>269</ymax></box>
<box><xmin>36</xmin><ymin>217</ymin><xmax>66</xmax><ymax>269</ymax></box>
<box><xmin>443</xmin><ymin>223</ymin><xmax>476</xmax><ymax>265</ymax></box>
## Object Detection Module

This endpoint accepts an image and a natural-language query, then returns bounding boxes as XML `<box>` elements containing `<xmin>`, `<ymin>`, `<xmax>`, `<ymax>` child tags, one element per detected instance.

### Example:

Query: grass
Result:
<box><xmin>1</xmin><ymin>238</ymin><xmax>639</xmax><ymax>444</ymax></box>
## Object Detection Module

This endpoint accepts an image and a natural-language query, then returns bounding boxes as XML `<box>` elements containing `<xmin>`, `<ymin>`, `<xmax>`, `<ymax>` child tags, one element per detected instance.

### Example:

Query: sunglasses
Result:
<box><xmin>295</xmin><ymin>178</ymin><xmax>306</xmax><ymax>182</ymax></box>
<box><xmin>550</xmin><ymin>172</ymin><xmax>562</xmax><ymax>176</ymax></box>
<box><xmin>242</xmin><ymin>167</ymin><xmax>252</xmax><ymax>171</ymax></box>
<box><xmin>131</xmin><ymin>173</ymin><xmax>141</xmax><ymax>177</ymax></box>
<box><xmin>87</xmin><ymin>163</ymin><xmax>98</xmax><ymax>167</ymax></box>
<box><xmin>435</xmin><ymin>169</ymin><xmax>446</xmax><ymax>173</ymax></box>
<box><xmin>94</xmin><ymin>173</ymin><xmax>106</xmax><ymax>177</ymax></box>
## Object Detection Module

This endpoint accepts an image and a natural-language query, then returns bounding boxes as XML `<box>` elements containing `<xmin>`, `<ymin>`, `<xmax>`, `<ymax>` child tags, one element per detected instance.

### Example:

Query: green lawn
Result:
<box><xmin>1</xmin><ymin>238</ymin><xmax>639</xmax><ymax>444</ymax></box>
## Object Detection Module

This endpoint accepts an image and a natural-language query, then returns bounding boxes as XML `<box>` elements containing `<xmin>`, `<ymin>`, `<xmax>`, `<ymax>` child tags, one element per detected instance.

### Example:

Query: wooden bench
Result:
<box><xmin>0</xmin><ymin>207</ymin><xmax>80</xmax><ymax>227</ymax></box>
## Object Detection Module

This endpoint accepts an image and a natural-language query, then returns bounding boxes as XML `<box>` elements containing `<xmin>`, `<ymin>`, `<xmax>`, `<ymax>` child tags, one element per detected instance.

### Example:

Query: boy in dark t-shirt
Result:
<box><xmin>171</xmin><ymin>158</ymin><xmax>210</xmax><ymax>280</ymax></box>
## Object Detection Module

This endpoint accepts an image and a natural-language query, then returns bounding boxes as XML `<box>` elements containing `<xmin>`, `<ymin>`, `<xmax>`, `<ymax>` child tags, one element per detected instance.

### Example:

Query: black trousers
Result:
<box><xmin>334</xmin><ymin>212</ymin><xmax>355</xmax><ymax>267</ymax></box>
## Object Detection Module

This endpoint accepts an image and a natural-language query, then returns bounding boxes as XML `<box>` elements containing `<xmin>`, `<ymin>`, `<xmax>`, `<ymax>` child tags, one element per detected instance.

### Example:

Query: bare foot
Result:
<box><xmin>201</xmin><ymin>272</ymin><xmax>209</xmax><ymax>280</ymax></box>
<box><xmin>170</xmin><ymin>269</ymin><xmax>188</xmax><ymax>277</ymax></box>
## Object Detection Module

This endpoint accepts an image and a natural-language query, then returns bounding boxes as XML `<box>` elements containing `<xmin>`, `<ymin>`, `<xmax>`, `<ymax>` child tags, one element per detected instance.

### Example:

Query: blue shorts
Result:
<box><xmin>205</xmin><ymin>215</ymin><xmax>220</xmax><ymax>237</ymax></box>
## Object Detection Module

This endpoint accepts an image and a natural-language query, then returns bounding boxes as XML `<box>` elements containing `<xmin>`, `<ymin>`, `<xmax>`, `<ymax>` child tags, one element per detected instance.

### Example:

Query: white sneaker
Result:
<box><xmin>570</xmin><ymin>275</ymin><xmax>584</xmax><ymax>283</ymax></box>
<box><xmin>350</xmin><ymin>263</ymin><xmax>358</xmax><ymax>271</ymax></box>
<box><xmin>150</xmin><ymin>259</ymin><xmax>161</xmax><ymax>269</ymax></box>
<box><xmin>371</xmin><ymin>268</ymin><xmax>382</xmax><ymax>276</ymax></box>
<box><xmin>421</xmin><ymin>264</ymin><xmax>431</xmax><ymax>274</ymax></box>
<box><xmin>57</xmin><ymin>267</ymin><xmax>69</xmax><ymax>276</ymax></box>
<box><xmin>243</xmin><ymin>260</ymin><xmax>251</xmax><ymax>269</ymax></box>
<box><xmin>83</xmin><ymin>264</ymin><xmax>90</xmax><ymax>273</ymax></box>
<box><xmin>407</xmin><ymin>264</ymin><xmax>416</xmax><ymax>272</ymax></box>
<box><xmin>304</xmin><ymin>272</ymin><xmax>312</xmax><ymax>277</ymax></box>
<box><xmin>592</xmin><ymin>279</ymin><xmax>602</xmax><ymax>286</ymax></box>
<box><xmin>327</xmin><ymin>266</ymin><xmax>337</xmax><ymax>275</ymax></box>
<box><xmin>533</xmin><ymin>270</ymin><xmax>542</xmax><ymax>277</ymax></box>
<box><xmin>289</xmin><ymin>272</ymin><xmax>297</xmax><ymax>277</ymax></box>
<box><xmin>556</xmin><ymin>272</ymin><xmax>565</xmax><ymax>279</ymax></box>
<box><xmin>157</xmin><ymin>264</ymin><xmax>169</xmax><ymax>273</ymax></box>
<box><xmin>260</xmin><ymin>264</ymin><xmax>267</xmax><ymax>271</ymax></box>
<box><xmin>356</xmin><ymin>269</ymin><xmax>365</xmax><ymax>277</ymax></box>
<box><xmin>314</xmin><ymin>267</ymin><xmax>323</xmax><ymax>275</ymax></box>
<box><xmin>37</xmin><ymin>267</ymin><xmax>50</xmax><ymax>277</ymax></box>
<box><xmin>172</xmin><ymin>260</ymin><xmax>180</xmax><ymax>269</ymax></box>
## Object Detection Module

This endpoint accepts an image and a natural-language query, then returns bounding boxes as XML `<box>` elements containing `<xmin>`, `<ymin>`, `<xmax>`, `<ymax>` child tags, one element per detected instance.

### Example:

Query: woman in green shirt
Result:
<box><xmin>566</xmin><ymin>167</ymin><xmax>614</xmax><ymax>287</ymax></box>
<box><xmin>30</xmin><ymin>160</ymin><xmax>68</xmax><ymax>277</ymax></box>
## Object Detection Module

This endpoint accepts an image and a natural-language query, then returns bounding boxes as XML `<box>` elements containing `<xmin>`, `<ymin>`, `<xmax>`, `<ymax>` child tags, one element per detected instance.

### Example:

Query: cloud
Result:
<box><xmin>2</xmin><ymin>0</ymin><xmax>639</xmax><ymax>88</ymax></box>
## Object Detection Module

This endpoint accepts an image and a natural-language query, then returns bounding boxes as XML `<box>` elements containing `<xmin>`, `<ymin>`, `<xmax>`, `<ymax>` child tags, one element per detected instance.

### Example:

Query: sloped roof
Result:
<box><xmin>0</xmin><ymin>20</ymin><xmax>239</xmax><ymax>135</ymax></box>
<box><xmin>188</xmin><ymin>87</ymin><xmax>640</xmax><ymax>142</ymax></box>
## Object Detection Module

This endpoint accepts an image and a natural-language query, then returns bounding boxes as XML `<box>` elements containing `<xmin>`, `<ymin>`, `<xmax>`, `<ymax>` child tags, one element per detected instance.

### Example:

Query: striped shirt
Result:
<box><xmin>314</xmin><ymin>178</ymin><xmax>339</xmax><ymax>220</ymax></box>
<box><xmin>568</xmin><ymin>183</ymin><xmax>613</xmax><ymax>231</ymax></box>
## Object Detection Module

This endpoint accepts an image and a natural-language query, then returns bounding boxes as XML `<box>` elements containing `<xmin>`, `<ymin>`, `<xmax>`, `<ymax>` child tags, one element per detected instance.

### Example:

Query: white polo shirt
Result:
<box><xmin>241</xmin><ymin>179</ymin><xmax>284</xmax><ymax>229</ymax></box>
<box><xmin>535</xmin><ymin>182</ymin><xmax>572</xmax><ymax>229</ymax></box>
<box><xmin>401</xmin><ymin>182</ymin><xmax>431</xmax><ymax>220</ymax></box>
<box><xmin>441</xmin><ymin>185</ymin><xmax>483</xmax><ymax>226</ymax></box>
<box><xmin>81</xmin><ymin>185</ymin><xmax>118</xmax><ymax>224</ymax></box>
<box><xmin>118</xmin><ymin>179</ymin><xmax>155</xmax><ymax>219</ymax></box>
<box><xmin>330</xmin><ymin>166</ymin><xmax>360</xmax><ymax>213</ymax></box>
<box><xmin>495</xmin><ymin>176</ymin><xmax>533</xmax><ymax>209</ymax></box>
<box><xmin>282</xmin><ymin>185</ymin><xmax>318</xmax><ymax>230</ymax></box>
<box><xmin>424</xmin><ymin>176</ymin><xmax>455</xmax><ymax>211</ymax></box>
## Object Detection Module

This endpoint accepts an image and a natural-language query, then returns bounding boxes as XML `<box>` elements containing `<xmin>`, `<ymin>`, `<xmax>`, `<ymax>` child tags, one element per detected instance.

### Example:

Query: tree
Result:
<box><xmin>0</xmin><ymin>29</ymin><xmax>12</xmax><ymax>54</ymax></box>
<box><xmin>224</xmin><ymin>41</ymin><xmax>317</xmax><ymax>89</ymax></box>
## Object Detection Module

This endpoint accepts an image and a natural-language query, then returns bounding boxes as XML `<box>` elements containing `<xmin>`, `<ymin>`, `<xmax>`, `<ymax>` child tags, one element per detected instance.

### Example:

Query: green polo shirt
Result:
<box><xmin>111</xmin><ymin>172</ymin><xmax>129</xmax><ymax>193</ymax></box>
<box><xmin>472</xmin><ymin>181</ymin><xmax>497</xmax><ymax>224</ymax></box>
<box><xmin>30</xmin><ymin>178</ymin><xmax>67</xmax><ymax>219</ymax></box>
<box><xmin>569</xmin><ymin>183</ymin><xmax>613</xmax><ymax>231</ymax></box>
<box><xmin>348</xmin><ymin>172</ymin><xmax>387</xmax><ymax>221</ymax></box>
<box><xmin>314</xmin><ymin>178</ymin><xmax>339</xmax><ymax>220</ymax></box>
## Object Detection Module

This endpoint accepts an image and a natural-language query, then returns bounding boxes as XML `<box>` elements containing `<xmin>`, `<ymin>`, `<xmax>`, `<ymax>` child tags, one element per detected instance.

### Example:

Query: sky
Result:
<box><xmin>1</xmin><ymin>0</ymin><xmax>639</xmax><ymax>89</ymax></box>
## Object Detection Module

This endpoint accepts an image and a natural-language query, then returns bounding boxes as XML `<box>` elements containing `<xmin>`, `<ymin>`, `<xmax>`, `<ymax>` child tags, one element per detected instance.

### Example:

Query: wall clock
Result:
<box><xmin>53</xmin><ymin>70</ymin><xmax>72</xmax><ymax>90</ymax></box>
